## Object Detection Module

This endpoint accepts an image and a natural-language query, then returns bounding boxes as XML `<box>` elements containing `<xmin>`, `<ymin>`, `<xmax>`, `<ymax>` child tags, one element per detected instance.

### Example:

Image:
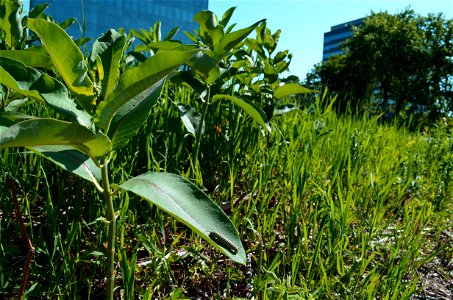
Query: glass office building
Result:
<box><xmin>29</xmin><ymin>0</ymin><xmax>208</xmax><ymax>43</ymax></box>
<box><xmin>322</xmin><ymin>17</ymin><xmax>364</xmax><ymax>61</ymax></box>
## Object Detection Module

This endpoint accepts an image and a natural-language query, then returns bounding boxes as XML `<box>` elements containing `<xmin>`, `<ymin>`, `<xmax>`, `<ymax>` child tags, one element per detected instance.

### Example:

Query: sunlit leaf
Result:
<box><xmin>213</xmin><ymin>19</ymin><xmax>265</xmax><ymax>61</ymax></box>
<box><xmin>95</xmin><ymin>49</ymin><xmax>199</xmax><ymax>131</ymax></box>
<box><xmin>0</xmin><ymin>118</ymin><xmax>111</xmax><ymax>158</ymax></box>
<box><xmin>164</xmin><ymin>26</ymin><xmax>180</xmax><ymax>40</ymax></box>
<box><xmin>59</xmin><ymin>18</ymin><xmax>76</xmax><ymax>30</ymax></box>
<box><xmin>184</xmin><ymin>31</ymin><xmax>199</xmax><ymax>44</ymax></box>
<box><xmin>27</xmin><ymin>18</ymin><xmax>95</xmax><ymax>109</ymax></box>
<box><xmin>36</xmin><ymin>73</ymin><xmax>93</xmax><ymax>128</ymax></box>
<box><xmin>90</xmin><ymin>29</ymin><xmax>126</xmax><ymax>100</ymax></box>
<box><xmin>212</xmin><ymin>94</ymin><xmax>271</xmax><ymax>133</ymax></box>
<box><xmin>120</xmin><ymin>172</ymin><xmax>246</xmax><ymax>264</ymax></box>
<box><xmin>186</xmin><ymin>50</ymin><xmax>219</xmax><ymax>82</ymax></box>
<box><xmin>147</xmin><ymin>40</ymin><xmax>183</xmax><ymax>51</ymax></box>
<box><xmin>0</xmin><ymin>0</ymin><xmax>22</xmax><ymax>48</ymax></box>
<box><xmin>194</xmin><ymin>10</ymin><xmax>224</xmax><ymax>46</ymax></box>
<box><xmin>0</xmin><ymin>58</ymin><xmax>92</xmax><ymax>128</ymax></box>
<box><xmin>178</xmin><ymin>103</ymin><xmax>204</xmax><ymax>137</ymax></box>
<box><xmin>27</xmin><ymin>3</ymin><xmax>49</xmax><ymax>18</ymax></box>
<box><xmin>274</xmin><ymin>83</ymin><xmax>314</xmax><ymax>99</ymax></box>
<box><xmin>108</xmin><ymin>78</ymin><xmax>165</xmax><ymax>150</ymax></box>
<box><xmin>0</xmin><ymin>48</ymin><xmax>53</xmax><ymax>68</ymax></box>
<box><xmin>0</xmin><ymin>57</ymin><xmax>43</xmax><ymax>101</ymax></box>
<box><xmin>0</xmin><ymin>111</ymin><xmax>35</xmax><ymax>122</ymax></box>
<box><xmin>219</xmin><ymin>7</ymin><xmax>236</xmax><ymax>27</ymax></box>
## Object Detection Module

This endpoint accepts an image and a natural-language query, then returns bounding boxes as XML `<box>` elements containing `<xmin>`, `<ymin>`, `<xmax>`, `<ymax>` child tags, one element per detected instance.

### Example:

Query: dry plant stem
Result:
<box><xmin>8</xmin><ymin>178</ymin><xmax>35</xmax><ymax>300</ymax></box>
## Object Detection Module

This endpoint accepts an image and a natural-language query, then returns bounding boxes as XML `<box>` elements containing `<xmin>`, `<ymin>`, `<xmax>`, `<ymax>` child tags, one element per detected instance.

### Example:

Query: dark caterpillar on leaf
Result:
<box><xmin>209</xmin><ymin>231</ymin><xmax>238</xmax><ymax>255</ymax></box>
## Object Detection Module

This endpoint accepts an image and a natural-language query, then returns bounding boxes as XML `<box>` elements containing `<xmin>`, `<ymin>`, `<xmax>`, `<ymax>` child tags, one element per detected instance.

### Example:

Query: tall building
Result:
<box><xmin>29</xmin><ymin>0</ymin><xmax>208</xmax><ymax>43</ymax></box>
<box><xmin>322</xmin><ymin>17</ymin><xmax>365</xmax><ymax>61</ymax></box>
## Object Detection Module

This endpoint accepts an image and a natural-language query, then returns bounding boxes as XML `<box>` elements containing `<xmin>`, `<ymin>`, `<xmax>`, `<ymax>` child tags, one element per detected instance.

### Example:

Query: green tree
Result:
<box><xmin>309</xmin><ymin>9</ymin><xmax>453</xmax><ymax>122</ymax></box>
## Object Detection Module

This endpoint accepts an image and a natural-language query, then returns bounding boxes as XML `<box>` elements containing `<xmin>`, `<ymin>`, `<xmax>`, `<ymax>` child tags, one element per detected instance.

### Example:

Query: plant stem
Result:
<box><xmin>9</xmin><ymin>178</ymin><xmax>35</xmax><ymax>300</ymax></box>
<box><xmin>191</xmin><ymin>89</ymin><xmax>210</xmax><ymax>184</ymax></box>
<box><xmin>101</xmin><ymin>160</ymin><xmax>116</xmax><ymax>300</ymax></box>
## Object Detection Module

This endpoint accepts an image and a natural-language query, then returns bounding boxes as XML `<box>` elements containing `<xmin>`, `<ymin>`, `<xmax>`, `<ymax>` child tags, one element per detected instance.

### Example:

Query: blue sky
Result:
<box><xmin>209</xmin><ymin>0</ymin><xmax>453</xmax><ymax>80</ymax></box>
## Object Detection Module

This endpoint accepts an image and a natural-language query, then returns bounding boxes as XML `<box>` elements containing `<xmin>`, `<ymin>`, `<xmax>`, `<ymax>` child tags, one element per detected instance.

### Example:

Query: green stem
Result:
<box><xmin>191</xmin><ymin>88</ymin><xmax>210</xmax><ymax>183</ymax></box>
<box><xmin>101</xmin><ymin>159</ymin><xmax>116</xmax><ymax>300</ymax></box>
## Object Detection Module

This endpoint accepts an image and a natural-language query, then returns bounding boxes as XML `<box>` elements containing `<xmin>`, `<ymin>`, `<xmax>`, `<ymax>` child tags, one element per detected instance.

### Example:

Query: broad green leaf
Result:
<box><xmin>0</xmin><ymin>118</ymin><xmax>111</xmax><ymax>158</ymax></box>
<box><xmin>0</xmin><ymin>48</ymin><xmax>53</xmax><ymax>68</ymax></box>
<box><xmin>0</xmin><ymin>111</ymin><xmax>35</xmax><ymax>120</ymax></box>
<box><xmin>129</xmin><ymin>29</ymin><xmax>148</xmax><ymax>44</ymax></box>
<box><xmin>95</xmin><ymin>49</ymin><xmax>200</xmax><ymax>131</ymax></box>
<box><xmin>94</xmin><ymin>55</ymin><xmax>104</xmax><ymax>81</ymax></box>
<box><xmin>177</xmin><ymin>71</ymin><xmax>206</xmax><ymax>95</ymax></box>
<box><xmin>119</xmin><ymin>172</ymin><xmax>246</xmax><ymax>264</ymax></box>
<box><xmin>59</xmin><ymin>18</ymin><xmax>76</xmax><ymax>30</ymax></box>
<box><xmin>264</xmin><ymin>61</ymin><xmax>278</xmax><ymax>77</ymax></box>
<box><xmin>27</xmin><ymin>18</ymin><xmax>94</xmax><ymax>108</ymax></box>
<box><xmin>275</xmin><ymin>60</ymin><xmax>290</xmax><ymax>74</ymax></box>
<box><xmin>27</xmin><ymin>3</ymin><xmax>48</xmax><ymax>18</ymax></box>
<box><xmin>31</xmin><ymin>145</ymin><xmax>101</xmax><ymax>183</ymax></box>
<box><xmin>213</xmin><ymin>19</ymin><xmax>265</xmax><ymax>61</ymax></box>
<box><xmin>4</xmin><ymin>98</ymin><xmax>30</xmax><ymax>112</ymax></box>
<box><xmin>219</xmin><ymin>7</ymin><xmax>236</xmax><ymax>27</ymax></box>
<box><xmin>194</xmin><ymin>10</ymin><xmax>224</xmax><ymax>46</ymax></box>
<box><xmin>0</xmin><ymin>57</ymin><xmax>44</xmax><ymax>101</ymax></box>
<box><xmin>184</xmin><ymin>31</ymin><xmax>199</xmax><ymax>44</ymax></box>
<box><xmin>225</xmin><ymin>23</ymin><xmax>237</xmax><ymax>34</ymax></box>
<box><xmin>274</xmin><ymin>83</ymin><xmax>314</xmax><ymax>100</ymax></box>
<box><xmin>206</xmin><ymin>66</ymin><xmax>222</xmax><ymax>86</ymax></box>
<box><xmin>265</xmin><ymin>28</ymin><xmax>280</xmax><ymax>54</ymax></box>
<box><xmin>147</xmin><ymin>40</ymin><xmax>183</xmax><ymax>51</ymax></box>
<box><xmin>74</xmin><ymin>37</ymin><xmax>92</xmax><ymax>47</ymax></box>
<box><xmin>153</xmin><ymin>21</ymin><xmax>161</xmax><ymax>41</ymax></box>
<box><xmin>164</xmin><ymin>26</ymin><xmax>180</xmax><ymax>41</ymax></box>
<box><xmin>186</xmin><ymin>50</ymin><xmax>219</xmax><ymax>81</ymax></box>
<box><xmin>274</xmin><ymin>50</ymin><xmax>289</xmax><ymax>64</ymax></box>
<box><xmin>132</xmin><ymin>44</ymin><xmax>149</xmax><ymax>53</ymax></box>
<box><xmin>0</xmin><ymin>58</ymin><xmax>92</xmax><ymax>128</ymax></box>
<box><xmin>36</xmin><ymin>73</ymin><xmax>93</xmax><ymax>128</ymax></box>
<box><xmin>177</xmin><ymin>103</ymin><xmax>204</xmax><ymax>137</ymax></box>
<box><xmin>244</xmin><ymin>38</ymin><xmax>267</xmax><ymax>61</ymax></box>
<box><xmin>0</xmin><ymin>0</ymin><xmax>22</xmax><ymax>48</ymax></box>
<box><xmin>212</xmin><ymin>94</ymin><xmax>271</xmax><ymax>133</ymax></box>
<box><xmin>108</xmin><ymin>78</ymin><xmax>165</xmax><ymax>150</ymax></box>
<box><xmin>90</xmin><ymin>29</ymin><xmax>126</xmax><ymax>100</ymax></box>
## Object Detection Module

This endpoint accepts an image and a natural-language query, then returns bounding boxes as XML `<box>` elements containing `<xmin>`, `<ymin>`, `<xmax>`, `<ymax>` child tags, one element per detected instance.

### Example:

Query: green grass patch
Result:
<box><xmin>1</xmin><ymin>93</ymin><xmax>451</xmax><ymax>299</ymax></box>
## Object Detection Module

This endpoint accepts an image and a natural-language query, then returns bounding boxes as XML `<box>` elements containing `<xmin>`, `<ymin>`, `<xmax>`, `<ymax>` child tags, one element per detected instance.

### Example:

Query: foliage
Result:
<box><xmin>0</xmin><ymin>2</ymin><xmax>261</xmax><ymax>298</ymax></box>
<box><xmin>307</xmin><ymin>9</ymin><xmax>453</xmax><ymax>124</ymax></box>
<box><xmin>132</xmin><ymin>8</ymin><xmax>312</xmax><ymax>186</ymax></box>
<box><xmin>2</xmin><ymin>91</ymin><xmax>451</xmax><ymax>299</ymax></box>
<box><xmin>1</xmin><ymin>1</ymin><xmax>451</xmax><ymax>299</ymax></box>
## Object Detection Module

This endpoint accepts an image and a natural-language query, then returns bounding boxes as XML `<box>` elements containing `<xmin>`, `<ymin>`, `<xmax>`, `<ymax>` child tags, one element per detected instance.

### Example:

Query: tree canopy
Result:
<box><xmin>306</xmin><ymin>9</ymin><xmax>453</xmax><ymax>124</ymax></box>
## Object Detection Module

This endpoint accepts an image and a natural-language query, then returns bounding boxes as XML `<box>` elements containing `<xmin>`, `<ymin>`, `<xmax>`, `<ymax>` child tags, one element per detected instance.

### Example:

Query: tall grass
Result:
<box><xmin>1</xmin><ymin>90</ymin><xmax>451</xmax><ymax>298</ymax></box>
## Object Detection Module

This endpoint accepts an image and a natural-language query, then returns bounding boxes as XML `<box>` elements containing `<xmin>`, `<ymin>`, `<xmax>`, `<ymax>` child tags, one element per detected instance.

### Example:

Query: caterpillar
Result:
<box><xmin>209</xmin><ymin>231</ymin><xmax>238</xmax><ymax>255</ymax></box>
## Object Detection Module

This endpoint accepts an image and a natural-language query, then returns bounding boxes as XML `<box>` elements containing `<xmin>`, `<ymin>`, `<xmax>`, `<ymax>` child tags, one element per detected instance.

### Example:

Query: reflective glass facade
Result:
<box><xmin>29</xmin><ymin>0</ymin><xmax>208</xmax><ymax>43</ymax></box>
<box><xmin>322</xmin><ymin>17</ymin><xmax>364</xmax><ymax>61</ymax></box>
